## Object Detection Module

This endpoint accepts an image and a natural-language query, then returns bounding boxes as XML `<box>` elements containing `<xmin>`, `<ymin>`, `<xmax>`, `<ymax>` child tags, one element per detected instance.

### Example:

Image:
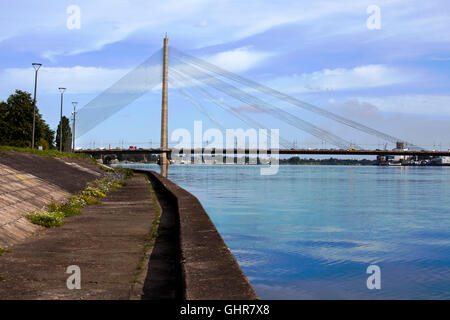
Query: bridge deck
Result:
<box><xmin>76</xmin><ymin>148</ymin><xmax>450</xmax><ymax>157</ymax></box>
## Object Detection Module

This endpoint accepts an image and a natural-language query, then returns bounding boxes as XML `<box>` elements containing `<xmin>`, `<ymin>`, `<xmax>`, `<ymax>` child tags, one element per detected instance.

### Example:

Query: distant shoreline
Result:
<box><xmin>112</xmin><ymin>161</ymin><xmax>450</xmax><ymax>167</ymax></box>
<box><xmin>111</xmin><ymin>157</ymin><xmax>377</xmax><ymax>166</ymax></box>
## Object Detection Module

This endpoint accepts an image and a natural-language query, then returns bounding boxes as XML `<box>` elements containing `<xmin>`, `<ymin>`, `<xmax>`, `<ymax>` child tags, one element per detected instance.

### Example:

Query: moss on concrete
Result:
<box><xmin>131</xmin><ymin>174</ymin><xmax>161</xmax><ymax>288</ymax></box>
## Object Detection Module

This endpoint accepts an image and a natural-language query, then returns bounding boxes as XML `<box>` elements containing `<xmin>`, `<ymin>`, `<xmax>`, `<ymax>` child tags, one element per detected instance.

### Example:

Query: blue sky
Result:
<box><xmin>0</xmin><ymin>0</ymin><xmax>449</xmax><ymax>149</ymax></box>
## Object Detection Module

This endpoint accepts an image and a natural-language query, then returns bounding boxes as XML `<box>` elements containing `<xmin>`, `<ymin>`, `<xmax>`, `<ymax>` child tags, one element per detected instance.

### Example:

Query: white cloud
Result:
<box><xmin>0</xmin><ymin>0</ymin><xmax>211</xmax><ymax>58</ymax></box>
<box><xmin>3</xmin><ymin>0</ymin><xmax>448</xmax><ymax>59</ymax></box>
<box><xmin>0</xmin><ymin>67</ymin><xmax>129</xmax><ymax>95</ymax></box>
<box><xmin>204</xmin><ymin>47</ymin><xmax>273</xmax><ymax>72</ymax></box>
<box><xmin>326</xmin><ymin>97</ymin><xmax>450</xmax><ymax>148</ymax></box>
<box><xmin>0</xmin><ymin>47</ymin><xmax>270</xmax><ymax>97</ymax></box>
<box><xmin>0</xmin><ymin>63</ymin><xmax>167</xmax><ymax>96</ymax></box>
<box><xmin>332</xmin><ymin>99</ymin><xmax>381</xmax><ymax>119</ymax></box>
<box><xmin>356</xmin><ymin>95</ymin><xmax>450</xmax><ymax>115</ymax></box>
<box><xmin>267</xmin><ymin>64</ymin><xmax>414</xmax><ymax>93</ymax></box>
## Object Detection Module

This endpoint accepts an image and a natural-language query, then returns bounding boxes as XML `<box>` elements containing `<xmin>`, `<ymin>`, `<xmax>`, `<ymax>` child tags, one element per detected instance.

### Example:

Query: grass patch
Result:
<box><xmin>0</xmin><ymin>248</ymin><xmax>11</xmax><ymax>257</ymax></box>
<box><xmin>26</xmin><ymin>210</ymin><xmax>64</xmax><ymax>228</ymax></box>
<box><xmin>25</xmin><ymin>169</ymin><xmax>130</xmax><ymax>228</ymax></box>
<box><xmin>99</xmin><ymin>166</ymin><xmax>133</xmax><ymax>178</ymax></box>
<box><xmin>144</xmin><ymin>176</ymin><xmax>162</xmax><ymax>250</ymax></box>
<box><xmin>0</xmin><ymin>145</ymin><xmax>95</xmax><ymax>161</ymax></box>
<box><xmin>0</xmin><ymin>248</ymin><xmax>10</xmax><ymax>280</ymax></box>
<box><xmin>132</xmin><ymin>175</ymin><xmax>161</xmax><ymax>284</ymax></box>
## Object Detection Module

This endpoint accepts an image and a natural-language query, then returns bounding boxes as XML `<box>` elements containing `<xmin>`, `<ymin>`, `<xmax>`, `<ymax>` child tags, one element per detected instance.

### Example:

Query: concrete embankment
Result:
<box><xmin>0</xmin><ymin>151</ymin><xmax>258</xmax><ymax>299</ymax></box>
<box><xmin>0</xmin><ymin>174</ymin><xmax>158</xmax><ymax>299</ymax></box>
<box><xmin>136</xmin><ymin>170</ymin><xmax>259</xmax><ymax>300</ymax></box>
<box><xmin>0</xmin><ymin>151</ymin><xmax>102</xmax><ymax>247</ymax></box>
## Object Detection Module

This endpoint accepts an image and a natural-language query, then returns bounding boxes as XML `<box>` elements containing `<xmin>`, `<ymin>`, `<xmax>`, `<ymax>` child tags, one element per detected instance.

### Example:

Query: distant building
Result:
<box><xmin>396</xmin><ymin>142</ymin><xmax>405</xmax><ymax>150</ymax></box>
<box><xmin>430</xmin><ymin>156</ymin><xmax>450</xmax><ymax>165</ymax></box>
<box><xmin>377</xmin><ymin>142</ymin><xmax>449</xmax><ymax>166</ymax></box>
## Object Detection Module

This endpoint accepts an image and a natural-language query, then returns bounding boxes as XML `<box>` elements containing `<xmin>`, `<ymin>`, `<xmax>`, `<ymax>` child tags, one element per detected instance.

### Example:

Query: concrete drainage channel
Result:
<box><xmin>134</xmin><ymin>170</ymin><xmax>258</xmax><ymax>300</ymax></box>
<box><xmin>138</xmin><ymin>170</ymin><xmax>183</xmax><ymax>300</ymax></box>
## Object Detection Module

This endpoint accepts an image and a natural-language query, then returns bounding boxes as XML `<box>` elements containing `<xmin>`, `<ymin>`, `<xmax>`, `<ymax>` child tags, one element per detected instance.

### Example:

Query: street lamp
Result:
<box><xmin>71</xmin><ymin>102</ymin><xmax>78</xmax><ymax>151</ymax></box>
<box><xmin>31</xmin><ymin>63</ymin><xmax>42</xmax><ymax>149</ymax></box>
<box><xmin>58</xmin><ymin>87</ymin><xmax>66</xmax><ymax>152</ymax></box>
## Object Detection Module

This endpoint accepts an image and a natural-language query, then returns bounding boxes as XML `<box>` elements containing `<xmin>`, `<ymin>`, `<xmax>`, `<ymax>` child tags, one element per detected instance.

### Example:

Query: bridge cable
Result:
<box><xmin>169</xmin><ymin>68</ymin><xmax>292</xmax><ymax>148</ymax></box>
<box><xmin>171</xmin><ymin>47</ymin><xmax>421</xmax><ymax>150</ymax></box>
<box><xmin>168</xmin><ymin>74</ymin><xmax>228</xmax><ymax>132</ymax></box>
<box><xmin>75</xmin><ymin>48</ymin><xmax>163</xmax><ymax>138</ymax></box>
<box><xmin>170</xmin><ymin>58</ymin><xmax>354</xmax><ymax>149</ymax></box>
<box><xmin>170</xmin><ymin>53</ymin><xmax>358</xmax><ymax>149</ymax></box>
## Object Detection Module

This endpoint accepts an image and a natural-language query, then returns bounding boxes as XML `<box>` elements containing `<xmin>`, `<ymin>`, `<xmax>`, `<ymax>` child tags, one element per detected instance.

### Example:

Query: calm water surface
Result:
<box><xmin>117</xmin><ymin>164</ymin><xmax>450</xmax><ymax>299</ymax></box>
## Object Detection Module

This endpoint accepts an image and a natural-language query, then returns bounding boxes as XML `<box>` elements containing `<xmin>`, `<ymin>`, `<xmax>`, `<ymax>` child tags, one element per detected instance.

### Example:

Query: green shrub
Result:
<box><xmin>47</xmin><ymin>202</ymin><xmax>61</xmax><ymax>212</ymax></box>
<box><xmin>84</xmin><ymin>195</ymin><xmax>100</xmax><ymax>205</ymax></box>
<box><xmin>82</xmin><ymin>185</ymin><xmax>106</xmax><ymax>198</ymax></box>
<box><xmin>61</xmin><ymin>204</ymin><xmax>82</xmax><ymax>217</ymax></box>
<box><xmin>117</xmin><ymin>168</ymin><xmax>134</xmax><ymax>179</ymax></box>
<box><xmin>25</xmin><ymin>167</ymin><xmax>130</xmax><ymax>228</ymax></box>
<box><xmin>25</xmin><ymin>211</ymin><xmax>64</xmax><ymax>228</ymax></box>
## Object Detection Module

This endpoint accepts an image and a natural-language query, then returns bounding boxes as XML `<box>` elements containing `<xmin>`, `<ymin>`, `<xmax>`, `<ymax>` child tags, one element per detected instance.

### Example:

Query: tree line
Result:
<box><xmin>0</xmin><ymin>90</ymin><xmax>72</xmax><ymax>151</ymax></box>
<box><xmin>279</xmin><ymin>157</ymin><xmax>376</xmax><ymax>165</ymax></box>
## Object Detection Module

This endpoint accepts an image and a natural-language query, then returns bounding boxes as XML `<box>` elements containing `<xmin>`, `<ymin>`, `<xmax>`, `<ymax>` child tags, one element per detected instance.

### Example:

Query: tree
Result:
<box><xmin>39</xmin><ymin>122</ymin><xmax>55</xmax><ymax>150</ymax></box>
<box><xmin>55</xmin><ymin>116</ymin><xmax>72</xmax><ymax>152</ymax></box>
<box><xmin>1</xmin><ymin>90</ymin><xmax>34</xmax><ymax>147</ymax></box>
<box><xmin>0</xmin><ymin>90</ymin><xmax>54</xmax><ymax>148</ymax></box>
<box><xmin>0</xmin><ymin>101</ymin><xmax>9</xmax><ymax>144</ymax></box>
<box><xmin>0</xmin><ymin>90</ymin><xmax>55</xmax><ymax>149</ymax></box>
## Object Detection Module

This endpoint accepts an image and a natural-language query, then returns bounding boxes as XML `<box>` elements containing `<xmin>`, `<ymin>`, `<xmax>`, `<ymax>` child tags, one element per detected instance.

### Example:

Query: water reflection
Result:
<box><xmin>116</xmin><ymin>164</ymin><xmax>450</xmax><ymax>299</ymax></box>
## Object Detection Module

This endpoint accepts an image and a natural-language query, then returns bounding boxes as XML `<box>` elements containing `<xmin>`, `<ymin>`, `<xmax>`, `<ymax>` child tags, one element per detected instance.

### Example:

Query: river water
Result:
<box><xmin>114</xmin><ymin>163</ymin><xmax>450</xmax><ymax>299</ymax></box>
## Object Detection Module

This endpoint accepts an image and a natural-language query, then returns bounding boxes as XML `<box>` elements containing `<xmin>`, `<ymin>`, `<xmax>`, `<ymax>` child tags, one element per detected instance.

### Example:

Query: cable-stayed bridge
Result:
<box><xmin>74</xmin><ymin>37</ymin><xmax>450</xmax><ymax>176</ymax></box>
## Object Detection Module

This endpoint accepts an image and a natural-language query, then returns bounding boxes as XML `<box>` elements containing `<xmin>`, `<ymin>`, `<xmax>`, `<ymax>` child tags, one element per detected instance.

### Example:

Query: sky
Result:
<box><xmin>0</xmin><ymin>0</ymin><xmax>449</xmax><ymax>150</ymax></box>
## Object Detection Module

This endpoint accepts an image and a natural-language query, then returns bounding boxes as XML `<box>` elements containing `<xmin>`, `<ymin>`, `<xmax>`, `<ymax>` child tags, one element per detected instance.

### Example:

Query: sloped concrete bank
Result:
<box><xmin>134</xmin><ymin>170</ymin><xmax>258</xmax><ymax>300</ymax></box>
<box><xmin>0</xmin><ymin>151</ymin><xmax>102</xmax><ymax>247</ymax></box>
<box><xmin>0</xmin><ymin>151</ymin><xmax>102</xmax><ymax>194</ymax></box>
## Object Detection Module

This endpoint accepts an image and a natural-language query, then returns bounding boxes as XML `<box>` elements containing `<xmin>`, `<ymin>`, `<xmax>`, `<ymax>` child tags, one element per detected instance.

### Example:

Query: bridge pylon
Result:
<box><xmin>160</xmin><ymin>36</ymin><xmax>169</xmax><ymax>177</ymax></box>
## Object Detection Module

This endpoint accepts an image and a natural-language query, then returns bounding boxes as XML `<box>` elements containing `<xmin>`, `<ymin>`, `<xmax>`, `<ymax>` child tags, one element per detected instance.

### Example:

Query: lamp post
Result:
<box><xmin>71</xmin><ymin>102</ymin><xmax>77</xmax><ymax>151</ymax></box>
<box><xmin>58</xmin><ymin>87</ymin><xmax>66</xmax><ymax>152</ymax></box>
<box><xmin>31</xmin><ymin>63</ymin><xmax>42</xmax><ymax>149</ymax></box>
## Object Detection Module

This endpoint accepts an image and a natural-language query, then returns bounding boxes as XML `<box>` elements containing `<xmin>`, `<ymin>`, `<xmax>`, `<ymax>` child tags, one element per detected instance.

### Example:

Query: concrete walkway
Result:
<box><xmin>0</xmin><ymin>175</ymin><xmax>157</xmax><ymax>300</ymax></box>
